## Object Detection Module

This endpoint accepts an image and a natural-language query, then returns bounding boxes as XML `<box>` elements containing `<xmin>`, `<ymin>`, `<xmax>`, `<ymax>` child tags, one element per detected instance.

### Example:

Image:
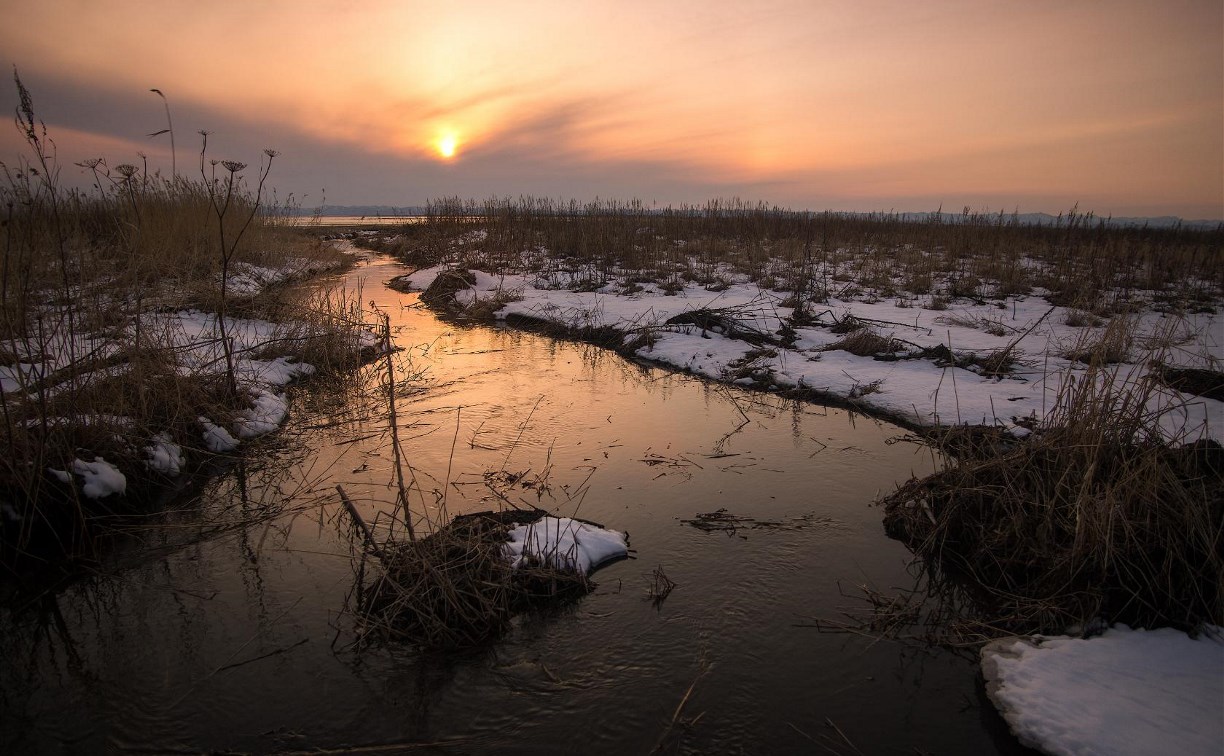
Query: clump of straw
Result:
<box><xmin>880</xmin><ymin>365</ymin><xmax>1223</xmax><ymax>636</ymax></box>
<box><xmin>351</xmin><ymin>509</ymin><xmax>599</xmax><ymax>649</ymax></box>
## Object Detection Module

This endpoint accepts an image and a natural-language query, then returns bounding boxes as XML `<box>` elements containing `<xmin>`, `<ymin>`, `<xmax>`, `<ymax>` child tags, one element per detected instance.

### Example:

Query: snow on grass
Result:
<box><xmin>503</xmin><ymin>516</ymin><xmax>629</xmax><ymax>576</ymax></box>
<box><xmin>225</xmin><ymin>258</ymin><xmax>340</xmax><ymax>298</ymax></box>
<box><xmin>240</xmin><ymin>356</ymin><xmax>317</xmax><ymax>386</ymax></box>
<box><xmin>145</xmin><ymin>433</ymin><xmax>184</xmax><ymax>476</ymax></box>
<box><xmin>0</xmin><ymin>363</ymin><xmax>40</xmax><ymax>393</ymax></box>
<box><xmin>199</xmin><ymin>416</ymin><xmax>240</xmax><ymax>453</ymax></box>
<box><xmin>982</xmin><ymin>626</ymin><xmax>1224</xmax><ymax>756</ymax></box>
<box><xmin>69</xmin><ymin>457</ymin><xmax>127</xmax><ymax>499</ymax></box>
<box><xmin>233</xmin><ymin>389</ymin><xmax>290</xmax><ymax>438</ymax></box>
<box><xmin>398</xmin><ymin>263</ymin><xmax>1223</xmax><ymax>442</ymax></box>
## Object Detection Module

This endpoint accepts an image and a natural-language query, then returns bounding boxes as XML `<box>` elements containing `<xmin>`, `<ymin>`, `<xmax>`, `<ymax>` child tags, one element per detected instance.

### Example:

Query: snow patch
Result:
<box><xmin>71</xmin><ymin>456</ymin><xmax>127</xmax><ymax>499</ymax></box>
<box><xmin>0</xmin><ymin>363</ymin><xmax>42</xmax><ymax>393</ymax></box>
<box><xmin>982</xmin><ymin>625</ymin><xmax>1224</xmax><ymax>756</ymax></box>
<box><xmin>200</xmin><ymin>417</ymin><xmax>239</xmax><ymax>453</ymax></box>
<box><xmin>503</xmin><ymin>517</ymin><xmax>629</xmax><ymax>575</ymax></box>
<box><xmin>145</xmin><ymin>433</ymin><xmax>184</xmax><ymax>476</ymax></box>
<box><xmin>242</xmin><ymin>356</ymin><xmax>316</xmax><ymax>387</ymax></box>
<box><xmin>225</xmin><ymin>258</ymin><xmax>339</xmax><ymax>298</ymax></box>
<box><xmin>233</xmin><ymin>390</ymin><xmax>289</xmax><ymax>438</ymax></box>
<box><xmin>397</xmin><ymin>265</ymin><xmax>447</xmax><ymax>291</ymax></box>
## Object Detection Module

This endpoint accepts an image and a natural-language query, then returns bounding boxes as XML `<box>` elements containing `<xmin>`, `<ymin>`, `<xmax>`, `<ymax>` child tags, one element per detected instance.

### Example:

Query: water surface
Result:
<box><xmin>0</xmin><ymin>255</ymin><xmax>1032</xmax><ymax>754</ymax></box>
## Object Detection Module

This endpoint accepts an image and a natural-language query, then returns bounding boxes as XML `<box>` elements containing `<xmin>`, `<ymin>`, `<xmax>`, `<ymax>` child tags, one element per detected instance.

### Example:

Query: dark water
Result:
<box><xmin>0</xmin><ymin>256</ymin><xmax>1032</xmax><ymax>754</ymax></box>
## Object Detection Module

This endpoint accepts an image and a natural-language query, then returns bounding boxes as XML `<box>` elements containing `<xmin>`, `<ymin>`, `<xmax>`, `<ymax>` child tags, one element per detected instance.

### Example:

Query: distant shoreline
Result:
<box><xmin>282</xmin><ymin>205</ymin><xmax>1223</xmax><ymax>230</ymax></box>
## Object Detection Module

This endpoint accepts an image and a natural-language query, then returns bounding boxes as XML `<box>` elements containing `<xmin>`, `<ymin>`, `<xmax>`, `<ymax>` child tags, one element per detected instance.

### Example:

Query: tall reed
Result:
<box><xmin>369</xmin><ymin>196</ymin><xmax>1222</xmax><ymax>314</ymax></box>
<box><xmin>0</xmin><ymin>75</ymin><xmax>359</xmax><ymax>561</ymax></box>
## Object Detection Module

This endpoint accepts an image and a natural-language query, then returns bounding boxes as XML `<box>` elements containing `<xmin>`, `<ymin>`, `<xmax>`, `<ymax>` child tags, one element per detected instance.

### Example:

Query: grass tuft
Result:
<box><xmin>880</xmin><ymin>366</ymin><xmax>1223</xmax><ymax>636</ymax></box>
<box><xmin>352</xmin><ymin>509</ymin><xmax>597</xmax><ymax>649</ymax></box>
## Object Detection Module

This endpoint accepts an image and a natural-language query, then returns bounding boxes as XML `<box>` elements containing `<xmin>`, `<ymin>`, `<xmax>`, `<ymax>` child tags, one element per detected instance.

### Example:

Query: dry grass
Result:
<box><xmin>350</xmin><ymin>508</ymin><xmax>596</xmax><ymax>649</ymax></box>
<box><xmin>1060</xmin><ymin>316</ymin><xmax>1137</xmax><ymax>365</ymax></box>
<box><xmin>360</xmin><ymin>197</ymin><xmax>1223</xmax><ymax>316</ymax></box>
<box><xmin>1152</xmin><ymin>364</ymin><xmax>1224</xmax><ymax>402</ymax></box>
<box><xmin>0</xmin><ymin>75</ymin><xmax>366</xmax><ymax>562</ymax></box>
<box><xmin>826</xmin><ymin>328</ymin><xmax>904</xmax><ymax>357</ymax></box>
<box><xmin>646</xmin><ymin>564</ymin><xmax>677</xmax><ymax>608</ymax></box>
<box><xmin>879</xmin><ymin>366</ymin><xmax>1223</xmax><ymax>636</ymax></box>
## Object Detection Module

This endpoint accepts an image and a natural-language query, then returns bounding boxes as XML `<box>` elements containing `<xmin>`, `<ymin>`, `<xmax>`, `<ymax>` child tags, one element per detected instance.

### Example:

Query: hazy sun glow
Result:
<box><xmin>435</xmin><ymin>132</ymin><xmax>459</xmax><ymax>160</ymax></box>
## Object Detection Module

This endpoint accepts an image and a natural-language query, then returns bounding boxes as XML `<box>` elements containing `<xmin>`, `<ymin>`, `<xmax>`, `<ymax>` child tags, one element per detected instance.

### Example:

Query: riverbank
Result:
<box><xmin>391</xmin><ymin>260</ymin><xmax>1222</xmax><ymax>444</ymax></box>
<box><xmin>370</xmin><ymin>200</ymin><xmax>1220</xmax><ymax>443</ymax></box>
<box><xmin>0</xmin><ymin>110</ymin><xmax>377</xmax><ymax>561</ymax></box>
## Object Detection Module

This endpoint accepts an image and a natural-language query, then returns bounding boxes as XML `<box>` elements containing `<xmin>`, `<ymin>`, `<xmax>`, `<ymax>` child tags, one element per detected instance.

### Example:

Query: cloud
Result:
<box><xmin>2</xmin><ymin>0</ymin><xmax>1220</xmax><ymax>217</ymax></box>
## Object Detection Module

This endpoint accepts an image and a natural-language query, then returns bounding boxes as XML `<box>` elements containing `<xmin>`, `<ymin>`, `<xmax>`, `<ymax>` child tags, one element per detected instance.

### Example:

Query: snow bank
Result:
<box><xmin>0</xmin><ymin>250</ymin><xmax>373</xmax><ymax>507</ymax></box>
<box><xmin>982</xmin><ymin>626</ymin><xmax>1224</xmax><ymax>756</ymax></box>
<box><xmin>200</xmin><ymin>417</ymin><xmax>240</xmax><ymax>453</ymax></box>
<box><xmin>70</xmin><ymin>457</ymin><xmax>127</xmax><ymax>499</ymax></box>
<box><xmin>417</xmin><ymin>264</ymin><xmax>1222</xmax><ymax>443</ymax></box>
<box><xmin>225</xmin><ymin>258</ymin><xmax>343</xmax><ymax>298</ymax></box>
<box><xmin>242</xmin><ymin>356</ymin><xmax>316</xmax><ymax>387</ymax></box>
<box><xmin>503</xmin><ymin>516</ymin><xmax>629</xmax><ymax>575</ymax></box>
<box><xmin>397</xmin><ymin>264</ymin><xmax>447</xmax><ymax>291</ymax></box>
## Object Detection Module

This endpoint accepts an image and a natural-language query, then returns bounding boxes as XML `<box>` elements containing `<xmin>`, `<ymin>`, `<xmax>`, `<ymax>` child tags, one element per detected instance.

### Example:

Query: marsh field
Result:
<box><xmin>1</xmin><ymin>127</ymin><xmax>1222</xmax><ymax>753</ymax></box>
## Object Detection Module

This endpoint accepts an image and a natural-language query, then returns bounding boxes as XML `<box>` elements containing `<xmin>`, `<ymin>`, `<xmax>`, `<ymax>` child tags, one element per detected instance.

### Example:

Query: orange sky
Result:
<box><xmin>2</xmin><ymin>0</ymin><xmax>1221</xmax><ymax>217</ymax></box>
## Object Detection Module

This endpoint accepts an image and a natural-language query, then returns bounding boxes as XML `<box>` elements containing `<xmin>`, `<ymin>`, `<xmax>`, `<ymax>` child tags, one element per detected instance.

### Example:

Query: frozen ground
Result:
<box><xmin>982</xmin><ymin>626</ymin><xmax>1224</xmax><ymax>756</ymax></box>
<box><xmin>398</xmin><ymin>263</ymin><xmax>1223</xmax><ymax>443</ymax></box>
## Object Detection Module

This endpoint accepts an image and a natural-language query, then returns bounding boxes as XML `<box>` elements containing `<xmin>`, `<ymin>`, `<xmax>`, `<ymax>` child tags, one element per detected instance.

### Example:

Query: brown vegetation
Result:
<box><xmin>361</xmin><ymin>196</ymin><xmax>1222</xmax><ymax>317</ymax></box>
<box><xmin>880</xmin><ymin>367</ymin><xmax>1223</xmax><ymax>637</ymax></box>
<box><xmin>350</xmin><ymin>507</ymin><xmax>594</xmax><ymax>648</ymax></box>
<box><xmin>0</xmin><ymin>75</ymin><xmax>367</xmax><ymax>562</ymax></box>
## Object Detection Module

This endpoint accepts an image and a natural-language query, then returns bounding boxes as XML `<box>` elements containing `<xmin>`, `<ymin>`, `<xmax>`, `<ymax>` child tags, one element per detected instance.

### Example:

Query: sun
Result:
<box><xmin>434</xmin><ymin>132</ymin><xmax>459</xmax><ymax>160</ymax></box>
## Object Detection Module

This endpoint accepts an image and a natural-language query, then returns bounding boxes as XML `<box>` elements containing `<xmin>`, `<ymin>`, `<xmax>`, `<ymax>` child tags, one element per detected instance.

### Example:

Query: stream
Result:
<box><xmin>0</xmin><ymin>254</ymin><xmax>1034</xmax><ymax>754</ymax></box>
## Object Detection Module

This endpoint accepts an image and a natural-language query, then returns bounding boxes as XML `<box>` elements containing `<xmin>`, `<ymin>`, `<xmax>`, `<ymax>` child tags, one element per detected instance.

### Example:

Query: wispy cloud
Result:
<box><xmin>2</xmin><ymin>0</ymin><xmax>1220</xmax><ymax>217</ymax></box>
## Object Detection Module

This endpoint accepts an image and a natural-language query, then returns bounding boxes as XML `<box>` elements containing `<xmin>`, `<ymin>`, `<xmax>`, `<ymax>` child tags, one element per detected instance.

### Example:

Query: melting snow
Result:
<box><xmin>0</xmin><ymin>249</ymin><xmax>374</xmax><ymax>503</ymax></box>
<box><xmin>70</xmin><ymin>457</ymin><xmax>127</xmax><ymax>499</ymax></box>
<box><xmin>200</xmin><ymin>417</ymin><xmax>240</xmax><ymax>453</ymax></box>
<box><xmin>982</xmin><ymin>626</ymin><xmax>1224</xmax><ymax>756</ymax></box>
<box><xmin>233</xmin><ymin>389</ymin><xmax>289</xmax><ymax>438</ymax></box>
<box><xmin>503</xmin><ymin>516</ymin><xmax>629</xmax><ymax>575</ymax></box>
<box><xmin>242</xmin><ymin>356</ymin><xmax>316</xmax><ymax>386</ymax></box>
<box><xmin>145</xmin><ymin>433</ymin><xmax>184</xmax><ymax>476</ymax></box>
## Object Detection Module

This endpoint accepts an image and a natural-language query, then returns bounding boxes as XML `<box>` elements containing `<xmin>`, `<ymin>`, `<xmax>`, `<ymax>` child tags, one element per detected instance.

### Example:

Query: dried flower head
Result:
<box><xmin>221</xmin><ymin>160</ymin><xmax>246</xmax><ymax>174</ymax></box>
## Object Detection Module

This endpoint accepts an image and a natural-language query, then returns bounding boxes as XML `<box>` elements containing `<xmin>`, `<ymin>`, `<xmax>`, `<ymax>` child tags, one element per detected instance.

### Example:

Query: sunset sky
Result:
<box><xmin>2</xmin><ymin>0</ymin><xmax>1221</xmax><ymax>218</ymax></box>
